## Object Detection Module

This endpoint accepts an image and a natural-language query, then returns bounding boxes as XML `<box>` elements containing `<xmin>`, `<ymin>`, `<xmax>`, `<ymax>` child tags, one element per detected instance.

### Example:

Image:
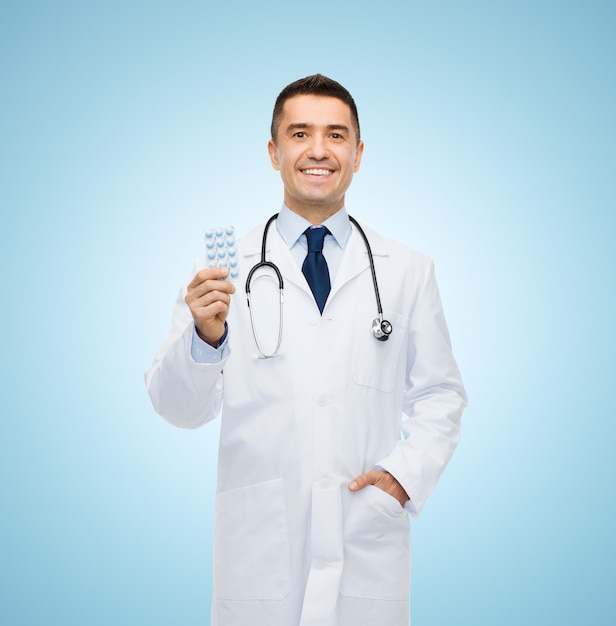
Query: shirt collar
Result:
<box><xmin>276</xmin><ymin>204</ymin><xmax>352</xmax><ymax>250</ymax></box>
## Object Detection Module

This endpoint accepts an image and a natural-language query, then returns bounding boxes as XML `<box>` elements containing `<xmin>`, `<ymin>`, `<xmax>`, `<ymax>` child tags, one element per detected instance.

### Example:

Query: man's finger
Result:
<box><xmin>348</xmin><ymin>470</ymin><xmax>380</xmax><ymax>492</ymax></box>
<box><xmin>187</xmin><ymin>266</ymin><xmax>230</xmax><ymax>290</ymax></box>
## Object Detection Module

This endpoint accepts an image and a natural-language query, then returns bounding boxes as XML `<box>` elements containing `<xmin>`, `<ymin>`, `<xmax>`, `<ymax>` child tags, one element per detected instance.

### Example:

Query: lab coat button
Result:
<box><xmin>320</xmin><ymin>478</ymin><xmax>331</xmax><ymax>490</ymax></box>
<box><xmin>317</xmin><ymin>395</ymin><xmax>328</xmax><ymax>407</ymax></box>
<box><xmin>314</xmin><ymin>560</ymin><xmax>326</xmax><ymax>571</ymax></box>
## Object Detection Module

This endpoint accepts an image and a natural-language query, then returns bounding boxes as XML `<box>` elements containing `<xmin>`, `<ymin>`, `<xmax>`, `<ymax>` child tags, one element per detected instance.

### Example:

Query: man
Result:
<box><xmin>145</xmin><ymin>74</ymin><xmax>466</xmax><ymax>626</ymax></box>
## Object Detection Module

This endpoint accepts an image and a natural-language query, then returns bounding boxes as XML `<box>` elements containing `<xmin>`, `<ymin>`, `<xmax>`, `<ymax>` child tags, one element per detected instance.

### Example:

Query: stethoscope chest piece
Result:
<box><xmin>372</xmin><ymin>317</ymin><xmax>392</xmax><ymax>341</ymax></box>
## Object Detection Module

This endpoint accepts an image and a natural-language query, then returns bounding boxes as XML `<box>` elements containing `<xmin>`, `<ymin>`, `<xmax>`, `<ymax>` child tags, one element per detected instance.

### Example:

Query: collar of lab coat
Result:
<box><xmin>240</xmin><ymin>216</ymin><xmax>390</xmax><ymax>303</ymax></box>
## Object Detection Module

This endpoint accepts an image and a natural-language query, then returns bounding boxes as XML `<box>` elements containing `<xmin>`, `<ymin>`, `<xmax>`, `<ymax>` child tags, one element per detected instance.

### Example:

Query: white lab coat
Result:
<box><xmin>145</xmin><ymin>219</ymin><xmax>467</xmax><ymax>626</ymax></box>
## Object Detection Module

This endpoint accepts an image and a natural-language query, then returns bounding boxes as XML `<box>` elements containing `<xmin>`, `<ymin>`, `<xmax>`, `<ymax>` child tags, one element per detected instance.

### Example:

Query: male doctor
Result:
<box><xmin>145</xmin><ymin>74</ymin><xmax>467</xmax><ymax>626</ymax></box>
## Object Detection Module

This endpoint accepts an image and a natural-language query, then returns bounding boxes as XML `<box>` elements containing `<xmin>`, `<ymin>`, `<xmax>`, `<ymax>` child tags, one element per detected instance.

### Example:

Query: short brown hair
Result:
<box><xmin>271</xmin><ymin>74</ymin><xmax>361</xmax><ymax>144</ymax></box>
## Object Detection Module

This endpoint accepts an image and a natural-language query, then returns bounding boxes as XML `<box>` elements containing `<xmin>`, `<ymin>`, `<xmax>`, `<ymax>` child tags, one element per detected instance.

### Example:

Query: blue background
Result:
<box><xmin>1</xmin><ymin>1</ymin><xmax>614</xmax><ymax>624</ymax></box>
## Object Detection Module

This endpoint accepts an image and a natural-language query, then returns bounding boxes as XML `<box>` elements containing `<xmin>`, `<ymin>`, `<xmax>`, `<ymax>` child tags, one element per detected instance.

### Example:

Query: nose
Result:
<box><xmin>306</xmin><ymin>134</ymin><xmax>329</xmax><ymax>160</ymax></box>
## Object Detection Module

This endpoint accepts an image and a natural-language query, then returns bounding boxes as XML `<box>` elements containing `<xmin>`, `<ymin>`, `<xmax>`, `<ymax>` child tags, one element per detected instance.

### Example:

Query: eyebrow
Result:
<box><xmin>285</xmin><ymin>123</ymin><xmax>351</xmax><ymax>134</ymax></box>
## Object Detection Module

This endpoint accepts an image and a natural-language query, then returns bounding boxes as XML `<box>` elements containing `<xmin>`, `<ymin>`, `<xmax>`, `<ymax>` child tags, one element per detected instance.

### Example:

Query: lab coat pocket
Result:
<box><xmin>352</xmin><ymin>311</ymin><xmax>408</xmax><ymax>392</ymax></box>
<box><xmin>341</xmin><ymin>485</ymin><xmax>410</xmax><ymax>600</ymax></box>
<box><xmin>214</xmin><ymin>478</ymin><xmax>291</xmax><ymax>600</ymax></box>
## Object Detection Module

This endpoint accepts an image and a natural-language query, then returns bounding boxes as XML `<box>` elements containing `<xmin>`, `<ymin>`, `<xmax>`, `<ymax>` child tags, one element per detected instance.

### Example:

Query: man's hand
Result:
<box><xmin>348</xmin><ymin>470</ymin><xmax>409</xmax><ymax>507</ymax></box>
<box><xmin>185</xmin><ymin>267</ymin><xmax>235</xmax><ymax>347</ymax></box>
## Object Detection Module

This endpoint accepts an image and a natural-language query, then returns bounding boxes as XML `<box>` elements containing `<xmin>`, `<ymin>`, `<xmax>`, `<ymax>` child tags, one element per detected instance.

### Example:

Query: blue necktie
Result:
<box><xmin>302</xmin><ymin>226</ymin><xmax>331</xmax><ymax>314</ymax></box>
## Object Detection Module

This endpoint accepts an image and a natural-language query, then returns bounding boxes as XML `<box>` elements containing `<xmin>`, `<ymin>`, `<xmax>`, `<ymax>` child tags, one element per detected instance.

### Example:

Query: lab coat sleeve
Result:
<box><xmin>144</xmin><ymin>270</ymin><xmax>229</xmax><ymax>429</ymax></box>
<box><xmin>377</xmin><ymin>257</ymin><xmax>467</xmax><ymax>517</ymax></box>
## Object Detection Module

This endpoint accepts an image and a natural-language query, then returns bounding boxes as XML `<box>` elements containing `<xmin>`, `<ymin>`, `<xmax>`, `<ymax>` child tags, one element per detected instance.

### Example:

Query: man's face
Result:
<box><xmin>268</xmin><ymin>95</ymin><xmax>364</xmax><ymax>222</ymax></box>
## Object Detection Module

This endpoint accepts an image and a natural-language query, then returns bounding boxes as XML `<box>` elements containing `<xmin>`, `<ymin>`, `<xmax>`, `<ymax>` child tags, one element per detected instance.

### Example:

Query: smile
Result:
<box><xmin>301</xmin><ymin>168</ymin><xmax>333</xmax><ymax>176</ymax></box>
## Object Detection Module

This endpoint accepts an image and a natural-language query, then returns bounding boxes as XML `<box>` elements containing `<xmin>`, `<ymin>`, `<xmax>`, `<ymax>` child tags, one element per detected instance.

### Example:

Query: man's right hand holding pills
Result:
<box><xmin>185</xmin><ymin>267</ymin><xmax>235</xmax><ymax>347</ymax></box>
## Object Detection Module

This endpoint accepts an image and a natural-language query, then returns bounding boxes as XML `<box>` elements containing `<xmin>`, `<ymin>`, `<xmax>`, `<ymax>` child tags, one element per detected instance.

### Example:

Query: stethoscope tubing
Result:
<box><xmin>245</xmin><ymin>214</ymin><xmax>284</xmax><ymax>358</ymax></box>
<box><xmin>348</xmin><ymin>215</ymin><xmax>385</xmax><ymax>322</ymax></box>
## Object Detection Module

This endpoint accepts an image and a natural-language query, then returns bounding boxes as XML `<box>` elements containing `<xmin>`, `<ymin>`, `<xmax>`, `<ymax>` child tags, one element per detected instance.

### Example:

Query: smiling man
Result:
<box><xmin>146</xmin><ymin>74</ymin><xmax>466</xmax><ymax>626</ymax></box>
<box><xmin>268</xmin><ymin>93</ymin><xmax>363</xmax><ymax>219</ymax></box>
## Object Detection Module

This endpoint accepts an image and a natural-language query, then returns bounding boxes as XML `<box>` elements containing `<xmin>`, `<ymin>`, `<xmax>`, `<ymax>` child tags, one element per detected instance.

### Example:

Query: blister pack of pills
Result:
<box><xmin>204</xmin><ymin>226</ymin><xmax>239</xmax><ymax>280</ymax></box>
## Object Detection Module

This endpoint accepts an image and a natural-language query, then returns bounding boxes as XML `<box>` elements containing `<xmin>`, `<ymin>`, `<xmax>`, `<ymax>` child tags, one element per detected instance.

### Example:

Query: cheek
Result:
<box><xmin>279</xmin><ymin>159</ymin><xmax>293</xmax><ymax>175</ymax></box>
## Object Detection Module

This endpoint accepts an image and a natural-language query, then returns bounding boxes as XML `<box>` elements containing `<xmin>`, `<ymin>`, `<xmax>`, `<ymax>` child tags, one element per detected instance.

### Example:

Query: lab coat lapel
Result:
<box><xmin>328</xmin><ymin>224</ymin><xmax>388</xmax><ymax>304</ymax></box>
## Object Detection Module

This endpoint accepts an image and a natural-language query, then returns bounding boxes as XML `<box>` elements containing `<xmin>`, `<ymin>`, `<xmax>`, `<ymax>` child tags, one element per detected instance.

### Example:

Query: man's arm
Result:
<box><xmin>144</xmin><ymin>266</ymin><xmax>235</xmax><ymax>429</ymax></box>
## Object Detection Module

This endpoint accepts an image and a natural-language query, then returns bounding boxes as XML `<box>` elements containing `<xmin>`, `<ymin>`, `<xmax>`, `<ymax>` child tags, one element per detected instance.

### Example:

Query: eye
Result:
<box><xmin>330</xmin><ymin>133</ymin><xmax>344</xmax><ymax>140</ymax></box>
<box><xmin>293</xmin><ymin>131</ymin><xmax>306</xmax><ymax>138</ymax></box>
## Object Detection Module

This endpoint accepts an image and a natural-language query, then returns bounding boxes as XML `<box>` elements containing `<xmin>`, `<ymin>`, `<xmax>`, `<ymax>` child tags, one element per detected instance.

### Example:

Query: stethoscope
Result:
<box><xmin>245</xmin><ymin>214</ymin><xmax>392</xmax><ymax>358</ymax></box>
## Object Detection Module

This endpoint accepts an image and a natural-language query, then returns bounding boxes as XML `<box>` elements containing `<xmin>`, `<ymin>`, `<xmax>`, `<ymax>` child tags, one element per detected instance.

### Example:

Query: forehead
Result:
<box><xmin>280</xmin><ymin>95</ymin><xmax>355</xmax><ymax>128</ymax></box>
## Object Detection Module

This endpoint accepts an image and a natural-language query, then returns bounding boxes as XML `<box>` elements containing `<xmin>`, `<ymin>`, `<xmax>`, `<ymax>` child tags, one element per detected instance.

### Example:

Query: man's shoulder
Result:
<box><xmin>352</xmin><ymin>220</ymin><xmax>432</xmax><ymax>268</ymax></box>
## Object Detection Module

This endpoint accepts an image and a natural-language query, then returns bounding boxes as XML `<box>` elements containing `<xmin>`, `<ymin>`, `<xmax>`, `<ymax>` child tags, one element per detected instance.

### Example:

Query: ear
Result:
<box><xmin>268</xmin><ymin>139</ymin><xmax>280</xmax><ymax>171</ymax></box>
<box><xmin>353</xmin><ymin>140</ymin><xmax>365</xmax><ymax>172</ymax></box>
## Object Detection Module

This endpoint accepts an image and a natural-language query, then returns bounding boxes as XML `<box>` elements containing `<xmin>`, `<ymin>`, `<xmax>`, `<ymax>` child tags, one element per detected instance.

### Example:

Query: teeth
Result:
<box><xmin>303</xmin><ymin>168</ymin><xmax>332</xmax><ymax>176</ymax></box>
